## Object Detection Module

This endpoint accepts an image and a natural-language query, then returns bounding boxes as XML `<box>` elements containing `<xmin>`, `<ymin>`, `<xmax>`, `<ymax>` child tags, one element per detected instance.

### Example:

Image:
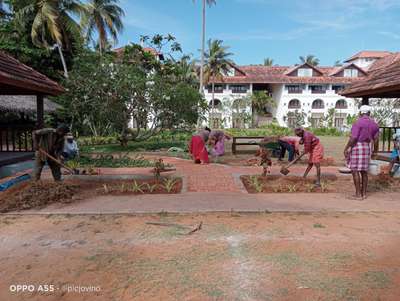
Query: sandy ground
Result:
<box><xmin>1</xmin><ymin>213</ymin><xmax>400</xmax><ymax>301</ymax></box>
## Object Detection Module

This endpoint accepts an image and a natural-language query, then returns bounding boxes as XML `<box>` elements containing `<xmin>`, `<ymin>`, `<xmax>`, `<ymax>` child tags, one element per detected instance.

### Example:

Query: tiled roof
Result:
<box><xmin>0</xmin><ymin>51</ymin><xmax>64</xmax><ymax>96</ymax></box>
<box><xmin>214</xmin><ymin>65</ymin><xmax>363</xmax><ymax>84</ymax></box>
<box><xmin>0</xmin><ymin>95</ymin><xmax>60</xmax><ymax>112</ymax></box>
<box><xmin>344</xmin><ymin>50</ymin><xmax>392</xmax><ymax>62</ymax></box>
<box><xmin>341</xmin><ymin>58</ymin><xmax>400</xmax><ymax>98</ymax></box>
<box><xmin>367</xmin><ymin>52</ymin><xmax>400</xmax><ymax>72</ymax></box>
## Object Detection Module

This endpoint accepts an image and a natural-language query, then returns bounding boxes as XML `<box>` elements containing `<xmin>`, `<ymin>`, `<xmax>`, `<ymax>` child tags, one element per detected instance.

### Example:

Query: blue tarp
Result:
<box><xmin>0</xmin><ymin>174</ymin><xmax>31</xmax><ymax>192</ymax></box>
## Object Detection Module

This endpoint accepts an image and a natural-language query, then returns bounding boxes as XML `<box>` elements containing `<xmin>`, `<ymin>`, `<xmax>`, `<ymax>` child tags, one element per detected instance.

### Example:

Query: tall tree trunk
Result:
<box><xmin>199</xmin><ymin>0</ymin><xmax>206</xmax><ymax>94</ymax></box>
<box><xmin>211</xmin><ymin>77</ymin><xmax>215</xmax><ymax>127</ymax></box>
<box><xmin>57</xmin><ymin>44</ymin><xmax>68</xmax><ymax>78</ymax></box>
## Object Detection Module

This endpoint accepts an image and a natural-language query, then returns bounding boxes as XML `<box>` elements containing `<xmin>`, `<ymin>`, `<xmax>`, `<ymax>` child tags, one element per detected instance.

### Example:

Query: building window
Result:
<box><xmin>230</xmin><ymin>84</ymin><xmax>249</xmax><ymax>93</ymax></box>
<box><xmin>288</xmin><ymin>99</ymin><xmax>301</xmax><ymax>109</ymax></box>
<box><xmin>286</xmin><ymin>85</ymin><xmax>303</xmax><ymax>94</ymax></box>
<box><xmin>312</xmin><ymin>99</ymin><xmax>324</xmax><ymax>109</ymax></box>
<box><xmin>344</xmin><ymin>69</ymin><xmax>358</xmax><ymax>77</ymax></box>
<box><xmin>207</xmin><ymin>85</ymin><xmax>225</xmax><ymax>93</ymax></box>
<box><xmin>310</xmin><ymin>113</ymin><xmax>324</xmax><ymax>128</ymax></box>
<box><xmin>310</xmin><ymin>85</ymin><xmax>327</xmax><ymax>94</ymax></box>
<box><xmin>297</xmin><ymin>68</ymin><xmax>312</xmax><ymax>77</ymax></box>
<box><xmin>332</xmin><ymin>85</ymin><xmax>345</xmax><ymax>93</ymax></box>
<box><xmin>335</xmin><ymin>99</ymin><xmax>347</xmax><ymax>109</ymax></box>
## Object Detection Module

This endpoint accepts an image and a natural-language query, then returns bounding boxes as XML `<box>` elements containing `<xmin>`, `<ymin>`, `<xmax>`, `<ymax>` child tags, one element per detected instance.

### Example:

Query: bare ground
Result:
<box><xmin>1</xmin><ymin>212</ymin><xmax>400</xmax><ymax>301</ymax></box>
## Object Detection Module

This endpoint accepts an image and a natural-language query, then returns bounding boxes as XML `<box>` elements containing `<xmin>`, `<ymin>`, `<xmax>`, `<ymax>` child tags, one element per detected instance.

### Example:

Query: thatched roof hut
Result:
<box><xmin>0</xmin><ymin>95</ymin><xmax>60</xmax><ymax>113</ymax></box>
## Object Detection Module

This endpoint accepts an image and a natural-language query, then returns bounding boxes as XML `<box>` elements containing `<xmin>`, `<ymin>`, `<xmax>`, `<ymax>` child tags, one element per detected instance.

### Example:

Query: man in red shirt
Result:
<box><xmin>344</xmin><ymin>105</ymin><xmax>379</xmax><ymax>200</ymax></box>
<box><xmin>295</xmin><ymin>128</ymin><xmax>324</xmax><ymax>186</ymax></box>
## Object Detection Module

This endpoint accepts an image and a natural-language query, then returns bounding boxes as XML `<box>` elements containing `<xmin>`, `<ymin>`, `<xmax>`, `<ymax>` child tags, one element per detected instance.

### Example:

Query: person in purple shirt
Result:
<box><xmin>344</xmin><ymin>105</ymin><xmax>379</xmax><ymax>200</ymax></box>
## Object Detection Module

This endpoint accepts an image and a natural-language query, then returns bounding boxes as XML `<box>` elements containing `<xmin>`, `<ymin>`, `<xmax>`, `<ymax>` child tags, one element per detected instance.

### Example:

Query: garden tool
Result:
<box><xmin>38</xmin><ymin>149</ymin><xmax>79</xmax><ymax>175</ymax></box>
<box><xmin>280</xmin><ymin>153</ymin><xmax>306</xmax><ymax>175</ymax></box>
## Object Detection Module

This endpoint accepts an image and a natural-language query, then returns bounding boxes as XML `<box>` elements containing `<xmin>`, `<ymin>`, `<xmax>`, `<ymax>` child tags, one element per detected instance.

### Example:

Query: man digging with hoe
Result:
<box><xmin>344</xmin><ymin>105</ymin><xmax>379</xmax><ymax>200</ymax></box>
<box><xmin>33</xmin><ymin>124</ymin><xmax>70</xmax><ymax>181</ymax></box>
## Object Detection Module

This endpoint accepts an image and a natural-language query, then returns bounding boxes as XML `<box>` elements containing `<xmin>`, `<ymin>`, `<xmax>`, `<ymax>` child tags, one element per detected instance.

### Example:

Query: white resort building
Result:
<box><xmin>203</xmin><ymin>50</ymin><xmax>396</xmax><ymax>129</ymax></box>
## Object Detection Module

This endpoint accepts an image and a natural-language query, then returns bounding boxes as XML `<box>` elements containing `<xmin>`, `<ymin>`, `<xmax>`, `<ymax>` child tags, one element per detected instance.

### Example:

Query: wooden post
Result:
<box><xmin>36</xmin><ymin>94</ymin><xmax>44</xmax><ymax>129</ymax></box>
<box><xmin>362</xmin><ymin>96</ymin><xmax>369</xmax><ymax>106</ymax></box>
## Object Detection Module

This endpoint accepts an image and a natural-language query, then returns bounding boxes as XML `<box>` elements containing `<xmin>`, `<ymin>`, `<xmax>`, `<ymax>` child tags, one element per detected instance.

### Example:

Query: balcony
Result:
<box><xmin>288</xmin><ymin>87</ymin><xmax>303</xmax><ymax>94</ymax></box>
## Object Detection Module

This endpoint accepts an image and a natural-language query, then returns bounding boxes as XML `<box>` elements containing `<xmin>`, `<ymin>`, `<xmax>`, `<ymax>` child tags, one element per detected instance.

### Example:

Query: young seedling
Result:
<box><xmin>131</xmin><ymin>180</ymin><xmax>144</xmax><ymax>193</ymax></box>
<box><xmin>287</xmin><ymin>184</ymin><xmax>298</xmax><ymax>193</ymax></box>
<box><xmin>249</xmin><ymin>175</ymin><xmax>264</xmax><ymax>193</ymax></box>
<box><xmin>305</xmin><ymin>183</ymin><xmax>315</xmax><ymax>193</ymax></box>
<box><xmin>145</xmin><ymin>183</ymin><xmax>158</xmax><ymax>193</ymax></box>
<box><xmin>320</xmin><ymin>181</ymin><xmax>329</xmax><ymax>193</ymax></box>
<box><xmin>103</xmin><ymin>184</ymin><xmax>110</xmax><ymax>194</ymax></box>
<box><xmin>163</xmin><ymin>178</ymin><xmax>178</xmax><ymax>193</ymax></box>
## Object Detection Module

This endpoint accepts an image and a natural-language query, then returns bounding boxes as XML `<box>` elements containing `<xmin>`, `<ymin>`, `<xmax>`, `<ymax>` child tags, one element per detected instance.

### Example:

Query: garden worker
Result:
<box><xmin>344</xmin><ymin>105</ymin><xmax>379</xmax><ymax>200</ymax></box>
<box><xmin>61</xmin><ymin>133</ymin><xmax>79</xmax><ymax>161</ymax></box>
<box><xmin>189</xmin><ymin>127</ymin><xmax>211</xmax><ymax>164</ymax></box>
<box><xmin>208</xmin><ymin>130</ymin><xmax>232</xmax><ymax>157</ymax></box>
<box><xmin>295</xmin><ymin>127</ymin><xmax>324</xmax><ymax>187</ymax></box>
<box><xmin>33</xmin><ymin>124</ymin><xmax>70</xmax><ymax>181</ymax></box>
<box><xmin>389</xmin><ymin>129</ymin><xmax>400</xmax><ymax>177</ymax></box>
<box><xmin>278</xmin><ymin>136</ymin><xmax>301</xmax><ymax>162</ymax></box>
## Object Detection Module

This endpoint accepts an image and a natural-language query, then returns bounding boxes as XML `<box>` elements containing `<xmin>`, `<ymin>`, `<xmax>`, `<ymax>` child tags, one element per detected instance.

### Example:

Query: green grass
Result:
<box><xmin>68</xmin><ymin>154</ymin><xmax>157</xmax><ymax>168</ymax></box>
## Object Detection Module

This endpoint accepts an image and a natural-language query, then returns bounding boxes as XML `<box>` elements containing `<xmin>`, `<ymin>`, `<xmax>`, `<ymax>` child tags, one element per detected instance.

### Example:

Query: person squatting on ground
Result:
<box><xmin>33</xmin><ymin>124</ymin><xmax>70</xmax><ymax>181</ymax></box>
<box><xmin>295</xmin><ymin>127</ymin><xmax>324</xmax><ymax>186</ymax></box>
<box><xmin>389</xmin><ymin>129</ymin><xmax>400</xmax><ymax>177</ymax></box>
<box><xmin>189</xmin><ymin>127</ymin><xmax>211</xmax><ymax>164</ymax></box>
<box><xmin>278</xmin><ymin>136</ymin><xmax>300</xmax><ymax>162</ymax></box>
<box><xmin>207</xmin><ymin>130</ymin><xmax>232</xmax><ymax>158</ymax></box>
<box><xmin>344</xmin><ymin>105</ymin><xmax>379</xmax><ymax>200</ymax></box>
<box><xmin>62</xmin><ymin>132</ymin><xmax>79</xmax><ymax>161</ymax></box>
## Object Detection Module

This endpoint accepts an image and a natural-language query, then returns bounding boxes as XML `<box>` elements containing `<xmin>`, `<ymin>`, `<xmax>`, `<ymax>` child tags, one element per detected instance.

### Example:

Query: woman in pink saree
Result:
<box><xmin>208</xmin><ymin>130</ymin><xmax>231</xmax><ymax>157</ymax></box>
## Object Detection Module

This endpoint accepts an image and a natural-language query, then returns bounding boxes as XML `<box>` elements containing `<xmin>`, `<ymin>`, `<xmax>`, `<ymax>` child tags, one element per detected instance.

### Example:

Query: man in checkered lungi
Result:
<box><xmin>344</xmin><ymin>105</ymin><xmax>379</xmax><ymax>200</ymax></box>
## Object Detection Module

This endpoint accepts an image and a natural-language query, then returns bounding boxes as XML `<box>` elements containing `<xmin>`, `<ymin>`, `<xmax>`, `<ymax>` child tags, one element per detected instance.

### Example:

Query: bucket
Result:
<box><xmin>368</xmin><ymin>162</ymin><xmax>380</xmax><ymax>175</ymax></box>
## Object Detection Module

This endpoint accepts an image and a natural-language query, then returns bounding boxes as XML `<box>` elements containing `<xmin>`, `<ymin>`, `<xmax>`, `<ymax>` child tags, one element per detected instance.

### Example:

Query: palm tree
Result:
<box><xmin>334</xmin><ymin>60</ymin><xmax>343</xmax><ymax>67</ymax></box>
<box><xmin>299</xmin><ymin>54</ymin><xmax>319</xmax><ymax>66</ymax></box>
<box><xmin>193</xmin><ymin>0</ymin><xmax>216</xmax><ymax>94</ymax></box>
<box><xmin>250</xmin><ymin>91</ymin><xmax>276</xmax><ymax>127</ymax></box>
<box><xmin>204</xmin><ymin>39</ymin><xmax>233</xmax><ymax>125</ymax></box>
<box><xmin>15</xmin><ymin>0</ymin><xmax>83</xmax><ymax>78</ymax></box>
<box><xmin>82</xmin><ymin>0</ymin><xmax>124</xmax><ymax>55</ymax></box>
<box><xmin>263</xmin><ymin>58</ymin><xmax>274</xmax><ymax>66</ymax></box>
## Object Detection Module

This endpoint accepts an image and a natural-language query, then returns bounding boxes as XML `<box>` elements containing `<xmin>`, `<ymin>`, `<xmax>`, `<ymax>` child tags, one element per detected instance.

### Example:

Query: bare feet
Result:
<box><xmin>347</xmin><ymin>194</ymin><xmax>363</xmax><ymax>201</ymax></box>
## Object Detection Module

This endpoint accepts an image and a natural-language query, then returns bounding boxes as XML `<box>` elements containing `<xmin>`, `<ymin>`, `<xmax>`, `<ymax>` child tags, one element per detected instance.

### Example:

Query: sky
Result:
<box><xmin>118</xmin><ymin>0</ymin><xmax>400</xmax><ymax>66</ymax></box>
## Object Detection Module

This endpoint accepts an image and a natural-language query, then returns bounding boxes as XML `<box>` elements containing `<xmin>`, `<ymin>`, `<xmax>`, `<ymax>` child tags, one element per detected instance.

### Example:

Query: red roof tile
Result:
<box><xmin>344</xmin><ymin>51</ymin><xmax>392</xmax><ymax>62</ymax></box>
<box><xmin>341</xmin><ymin>58</ymin><xmax>400</xmax><ymax>98</ymax></box>
<box><xmin>214</xmin><ymin>65</ymin><xmax>362</xmax><ymax>84</ymax></box>
<box><xmin>0</xmin><ymin>51</ymin><xmax>64</xmax><ymax>96</ymax></box>
<box><xmin>367</xmin><ymin>52</ymin><xmax>400</xmax><ymax>72</ymax></box>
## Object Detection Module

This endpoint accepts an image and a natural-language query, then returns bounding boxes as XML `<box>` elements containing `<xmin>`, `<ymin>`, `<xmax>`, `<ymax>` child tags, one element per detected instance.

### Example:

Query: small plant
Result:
<box><xmin>65</xmin><ymin>160</ymin><xmax>80</xmax><ymax>170</ymax></box>
<box><xmin>145</xmin><ymin>183</ymin><xmax>158</xmax><ymax>193</ymax></box>
<box><xmin>163</xmin><ymin>178</ymin><xmax>178</xmax><ymax>193</ymax></box>
<box><xmin>103</xmin><ymin>184</ymin><xmax>110</xmax><ymax>194</ymax></box>
<box><xmin>313</xmin><ymin>223</ymin><xmax>325</xmax><ymax>228</ymax></box>
<box><xmin>131</xmin><ymin>181</ymin><xmax>144</xmax><ymax>193</ymax></box>
<box><xmin>249</xmin><ymin>175</ymin><xmax>264</xmax><ymax>193</ymax></box>
<box><xmin>286</xmin><ymin>184</ymin><xmax>298</xmax><ymax>193</ymax></box>
<box><xmin>272</xmin><ymin>186</ymin><xmax>281</xmax><ymax>193</ymax></box>
<box><xmin>305</xmin><ymin>184</ymin><xmax>315</xmax><ymax>193</ymax></box>
<box><xmin>320</xmin><ymin>181</ymin><xmax>329</xmax><ymax>192</ymax></box>
<box><xmin>153</xmin><ymin>158</ymin><xmax>166</xmax><ymax>180</ymax></box>
<box><xmin>119</xmin><ymin>183</ymin><xmax>128</xmax><ymax>193</ymax></box>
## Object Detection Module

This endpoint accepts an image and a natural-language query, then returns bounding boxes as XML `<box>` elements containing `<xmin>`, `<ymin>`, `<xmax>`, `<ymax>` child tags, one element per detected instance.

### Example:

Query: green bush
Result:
<box><xmin>81</xmin><ymin>140</ymin><xmax>188</xmax><ymax>153</ymax></box>
<box><xmin>74</xmin><ymin>154</ymin><xmax>156</xmax><ymax>168</ymax></box>
<box><xmin>307</xmin><ymin>127</ymin><xmax>344</xmax><ymax>136</ymax></box>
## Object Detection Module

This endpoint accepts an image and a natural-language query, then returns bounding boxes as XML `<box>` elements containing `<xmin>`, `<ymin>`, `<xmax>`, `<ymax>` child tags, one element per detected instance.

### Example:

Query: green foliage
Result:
<box><xmin>55</xmin><ymin>36</ymin><xmax>205</xmax><ymax>141</ymax></box>
<box><xmin>286</xmin><ymin>110</ymin><xmax>306</xmax><ymax>128</ymax></box>
<box><xmin>73</xmin><ymin>154</ymin><xmax>156</xmax><ymax>168</ymax></box>
<box><xmin>307</xmin><ymin>127</ymin><xmax>344</xmax><ymax>136</ymax></box>
<box><xmin>80</xmin><ymin>140</ymin><xmax>187</xmax><ymax>153</ymax></box>
<box><xmin>249</xmin><ymin>175</ymin><xmax>264</xmax><ymax>193</ymax></box>
<box><xmin>250</xmin><ymin>91</ymin><xmax>276</xmax><ymax>113</ymax></box>
<box><xmin>163</xmin><ymin>178</ymin><xmax>179</xmax><ymax>193</ymax></box>
<box><xmin>131</xmin><ymin>181</ymin><xmax>145</xmax><ymax>194</ymax></box>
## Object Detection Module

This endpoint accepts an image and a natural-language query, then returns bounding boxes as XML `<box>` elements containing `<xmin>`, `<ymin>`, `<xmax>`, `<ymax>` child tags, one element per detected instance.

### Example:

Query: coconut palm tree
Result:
<box><xmin>82</xmin><ymin>0</ymin><xmax>124</xmax><ymax>55</ymax></box>
<box><xmin>15</xmin><ymin>0</ymin><xmax>83</xmax><ymax>77</ymax></box>
<box><xmin>193</xmin><ymin>0</ymin><xmax>216</xmax><ymax>94</ymax></box>
<box><xmin>263</xmin><ymin>57</ymin><xmax>274</xmax><ymax>66</ymax></box>
<box><xmin>334</xmin><ymin>60</ymin><xmax>343</xmax><ymax>67</ymax></box>
<box><xmin>299</xmin><ymin>54</ymin><xmax>319</xmax><ymax>66</ymax></box>
<box><xmin>203</xmin><ymin>39</ymin><xmax>233</xmax><ymax>125</ymax></box>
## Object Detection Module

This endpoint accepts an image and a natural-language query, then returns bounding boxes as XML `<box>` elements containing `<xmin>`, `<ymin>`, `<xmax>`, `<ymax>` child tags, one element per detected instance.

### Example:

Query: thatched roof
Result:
<box><xmin>0</xmin><ymin>51</ymin><xmax>64</xmax><ymax>96</ymax></box>
<box><xmin>0</xmin><ymin>95</ymin><xmax>60</xmax><ymax>113</ymax></box>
